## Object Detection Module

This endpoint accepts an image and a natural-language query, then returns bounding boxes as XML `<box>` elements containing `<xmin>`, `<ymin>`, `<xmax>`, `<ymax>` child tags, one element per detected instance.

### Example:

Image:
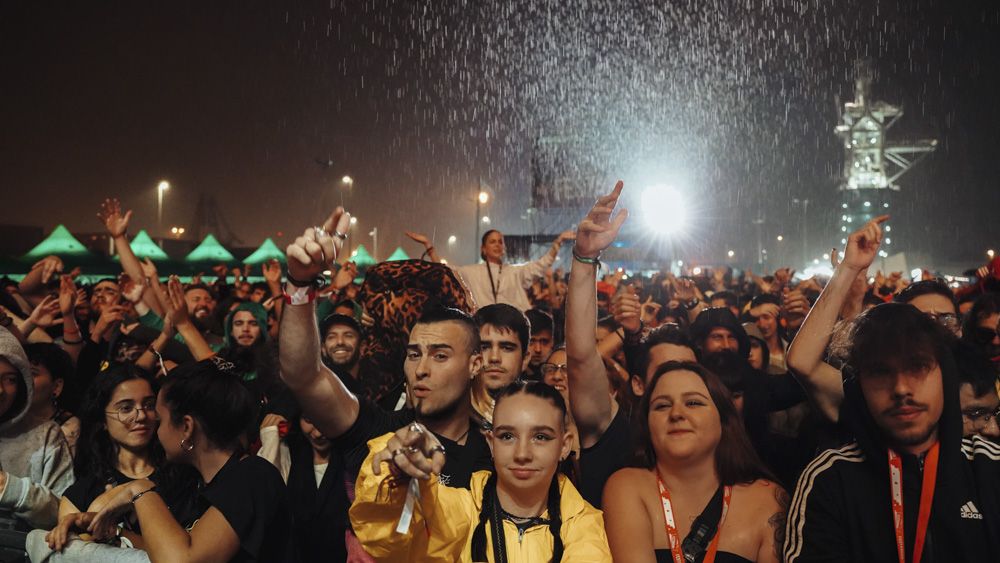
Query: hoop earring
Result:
<box><xmin>180</xmin><ymin>438</ymin><xmax>195</xmax><ymax>452</ymax></box>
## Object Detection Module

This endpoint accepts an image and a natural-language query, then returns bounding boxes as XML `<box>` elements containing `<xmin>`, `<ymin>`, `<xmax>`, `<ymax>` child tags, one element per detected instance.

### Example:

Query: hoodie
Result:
<box><xmin>0</xmin><ymin>327</ymin><xmax>74</xmax><ymax>529</ymax></box>
<box><xmin>784</xmin><ymin>346</ymin><xmax>1000</xmax><ymax>562</ymax></box>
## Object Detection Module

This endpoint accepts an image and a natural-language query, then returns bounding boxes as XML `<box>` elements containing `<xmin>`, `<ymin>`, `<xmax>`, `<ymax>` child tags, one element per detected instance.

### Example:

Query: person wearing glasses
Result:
<box><xmin>954</xmin><ymin>341</ymin><xmax>1000</xmax><ymax>440</ymax></box>
<box><xmin>44</xmin><ymin>367</ymin><xmax>201</xmax><ymax>551</ymax></box>
<box><xmin>896</xmin><ymin>280</ymin><xmax>963</xmax><ymax>336</ymax></box>
<box><xmin>962</xmin><ymin>293</ymin><xmax>1000</xmax><ymax>363</ymax></box>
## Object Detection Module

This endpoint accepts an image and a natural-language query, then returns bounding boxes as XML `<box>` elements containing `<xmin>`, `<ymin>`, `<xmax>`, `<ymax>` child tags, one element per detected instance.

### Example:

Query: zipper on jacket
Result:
<box><xmin>518</xmin><ymin>526</ymin><xmax>525</xmax><ymax>543</ymax></box>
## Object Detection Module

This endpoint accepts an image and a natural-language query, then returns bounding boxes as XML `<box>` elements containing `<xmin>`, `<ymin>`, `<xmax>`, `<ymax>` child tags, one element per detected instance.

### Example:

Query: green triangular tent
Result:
<box><xmin>118</xmin><ymin>230</ymin><xmax>169</xmax><ymax>261</ymax></box>
<box><xmin>386</xmin><ymin>247</ymin><xmax>410</xmax><ymax>261</ymax></box>
<box><xmin>349</xmin><ymin>244</ymin><xmax>376</xmax><ymax>269</ymax></box>
<box><xmin>243</xmin><ymin>238</ymin><xmax>286</xmax><ymax>265</ymax></box>
<box><xmin>22</xmin><ymin>225</ymin><xmax>93</xmax><ymax>261</ymax></box>
<box><xmin>184</xmin><ymin>234</ymin><xmax>235</xmax><ymax>263</ymax></box>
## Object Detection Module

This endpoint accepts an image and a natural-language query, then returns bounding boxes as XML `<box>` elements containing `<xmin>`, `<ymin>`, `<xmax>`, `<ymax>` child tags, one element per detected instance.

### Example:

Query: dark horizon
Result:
<box><xmin>2</xmin><ymin>1</ymin><xmax>998</xmax><ymax>272</ymax></box>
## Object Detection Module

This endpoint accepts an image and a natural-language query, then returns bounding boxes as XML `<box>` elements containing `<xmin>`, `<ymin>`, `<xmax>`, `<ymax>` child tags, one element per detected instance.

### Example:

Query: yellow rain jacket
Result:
<box><xmin>350</xmin><ymin>433</ymin><xmax>612</xmax><ymax>563</ymax></box>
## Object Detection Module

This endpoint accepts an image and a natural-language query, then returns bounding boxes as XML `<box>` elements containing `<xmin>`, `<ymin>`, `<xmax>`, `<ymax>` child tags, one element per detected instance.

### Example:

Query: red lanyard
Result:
<box><xmin>887</xmin><ymin>442</ymin><xmax>939</xmax><ymax>563</ymax></box>
<box><xmin>655</xmin><ymin>472</ymin><xmax>731</xmax><ymax>563</ymax></box>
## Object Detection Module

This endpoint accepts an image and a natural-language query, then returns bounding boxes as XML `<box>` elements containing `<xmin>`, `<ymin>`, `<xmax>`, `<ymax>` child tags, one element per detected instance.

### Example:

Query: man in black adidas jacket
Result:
<box><xmin>784</xmin><ymin>302</ymin><xmax>1000</xmax><ymax>562</ymax></box>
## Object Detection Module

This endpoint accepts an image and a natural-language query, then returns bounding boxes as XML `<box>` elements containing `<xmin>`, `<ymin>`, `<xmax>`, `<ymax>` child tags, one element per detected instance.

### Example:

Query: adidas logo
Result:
<box><xmin>960</xmin><ymin>501</ymin><xmax>983</xmax><ymax>520</ymax></box>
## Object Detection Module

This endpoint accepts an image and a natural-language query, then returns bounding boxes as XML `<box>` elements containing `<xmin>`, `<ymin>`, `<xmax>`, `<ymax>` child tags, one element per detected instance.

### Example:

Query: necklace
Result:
<box><xmin>486</xmin><ymin>261</ymin><xmax>502</xmax><ymax>303</ymax></box>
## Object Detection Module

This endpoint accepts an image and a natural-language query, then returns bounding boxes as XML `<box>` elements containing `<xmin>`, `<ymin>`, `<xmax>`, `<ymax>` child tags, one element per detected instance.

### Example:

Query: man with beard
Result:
<box><xmin>319</xmin><ymin>313</ymin><xmax>362</xmax><ymax>394</ymax></box>
<box><xmin>280</xmin><ymin>207</ymin><xmax>492</xmax><ymax>487</ymax></box>
<box><xmin>220</xmin><ymin>302</ymin><xmax>282</xmax><ymax>407</ymax></box>
<box><xmin>183</xmin><ymin>283</ymin><xmax>225</xmax><ymax>351</ymax></box>
<box><xmin>962</xmin><ymin>293</ymin><xmax>1000</xmax><ymax>366</ymax></box>
<box><xmin>470</xmin><ymin>303</ymin><xmax>529</xmax><ymax>424</ymax></box>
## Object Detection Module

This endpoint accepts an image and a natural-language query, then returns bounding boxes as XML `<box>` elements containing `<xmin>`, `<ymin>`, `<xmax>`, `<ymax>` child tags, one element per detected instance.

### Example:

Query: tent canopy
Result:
<box><xmin>118</xmin><ymin>230</ymin><xmax>170</xmax><ymax>261</ymax></box>
<box><xmin>23</xmin><ymin>225</ymin><xmax>93</xmax><ymax>260</ymax></box>
<box><xmin>386</xmin><ymin>247</ymin><xmax>410</xmax><ymax>261</ymax></box>
<box><xmin>184</xmin><ymin>234</ymin><xmax>235</xmax><ymax>263</ymax></box>
<box><xmin>243</xmin><ymin>238</ymin><xmax>286</xmax><ymax>265</ymax></box>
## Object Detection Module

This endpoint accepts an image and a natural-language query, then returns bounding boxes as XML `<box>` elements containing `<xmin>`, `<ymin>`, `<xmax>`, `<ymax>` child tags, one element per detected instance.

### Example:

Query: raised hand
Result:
<box><xmin>28</xmin><ymin>295</ymin><xmax>63</xmax><ymax>329</ymax></box>
<box><xmin>371</xmin><ymin>422</ymin><xmax>446</xmax><ymax>480</ymax></box>
<box><xmin>31</xmin><ymin>256</ymin><xmax>64</xmax><ymax>285</ymax></box>
<box><xmin>97</xmin><ymin>198</ymin><xmax>132</xmax><ymax>238</ymax></box>
<box><xmin>841</xmin><ymin>215</ymin><xmax>889</xmax><ymax>273</ymax></box>
<box><xmin>611</xmin><ymin>288</ymin><xmax>642</xmax><ymax>333</ymax></box>
<box><xmin>574</xmin><ymin>181</ymin><xmax>628</xmax><ymax>259</ymax></box>
<box><xmin>161</xmin><ymin>276</ymin><xmax>192</xmax><ymax>328</ymax></box>
<box><xmin>58</xmin><ymin>276</ymin><xmax>78</xmax><ymax>317</ymax></box>
<box><xmin>261</xmin><ymin>259</ymin><xmax>282</xmax><ymax>285</ymax></box>
<box><xmin>286</xmin><ymin>207</ymin><xmax>352</xmax><ymax>282</ymax></box>
<box><xmin>332</xmin><ymin>261</ymin><xmax>358</xmax><ymax>290</ymax></box>
<box><xmin>781</xmin><ymin>288</ymin><xmax>811</xmax><ymax>329</ymax></box>
<box><xmin>139</xmin><ymin>257</ymin><xmax>159</xmax><ymax>281</ymax></box>
<box><xmin>120</xmin><ymin>275</ymin><xmax>145</xmax><ymax>304</ymax></box>
<box><xmin>404</xmin><ymin>231</ymin><xmax>432</xmax><ymax>248</ymax></box>
<box><xmin>673</xmin><ymin>278</ymin><xmax>701</xmax><ymax>302</ymax></box>
<box><xmin>556</xmin><ymin>229</ymin><xmax>577</xmax><ymax>244</ymax></box>
<box><xmin>640</xmin><ymin>295</ymin><xmax>663</xmax><ymax>326</ymax></box>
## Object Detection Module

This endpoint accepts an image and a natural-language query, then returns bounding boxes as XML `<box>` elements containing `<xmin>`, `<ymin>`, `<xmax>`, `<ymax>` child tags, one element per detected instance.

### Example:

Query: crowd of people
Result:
<box><xmin>0</xmin><ymin>183</ymin><xmax>998</xmax><ymax>562</ymax></box>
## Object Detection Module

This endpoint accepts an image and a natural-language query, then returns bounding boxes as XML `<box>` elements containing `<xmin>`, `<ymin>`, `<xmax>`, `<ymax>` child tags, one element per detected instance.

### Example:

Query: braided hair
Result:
<box><xmin>470</xmin><ymin>380</ymin><xmax>566</xmax><ymax>562</ymax></box>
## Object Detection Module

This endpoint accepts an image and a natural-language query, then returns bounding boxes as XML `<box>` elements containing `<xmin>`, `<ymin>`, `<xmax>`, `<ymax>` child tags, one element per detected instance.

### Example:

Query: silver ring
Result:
<box><xmin>334</xmin><ymin>231</ymin><xmax>348</xmax><ymax>241</ymax></box>
<box><xmin>313</xmin><ymin>226</ymin><xmax>327</xmax><ymax>239</ymax></box>
<box><xmin>409</xmin><ymin>422</ymin><xmax>423</xmax><ymax>434</ymax></box>
<box><xmin>429</xmin><ymin>444</ymin><xmax>446</xmax><ymax>456</ymax></box>
<box><xmin>391</xmin><ymin>448</ymin><xmax>404</xmax><ymax>458</ymax></box>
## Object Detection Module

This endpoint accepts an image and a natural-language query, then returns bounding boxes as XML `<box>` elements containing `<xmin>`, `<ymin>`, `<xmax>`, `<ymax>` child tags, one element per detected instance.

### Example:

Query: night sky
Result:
<box><xmin>1</xmin><ymin>1</ymin><xmax>998</xmax><ymax>270</ymax></box>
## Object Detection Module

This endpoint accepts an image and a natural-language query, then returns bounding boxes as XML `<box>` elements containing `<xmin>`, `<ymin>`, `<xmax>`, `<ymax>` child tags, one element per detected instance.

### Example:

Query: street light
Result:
<box><xmin>776</xmin><ymin>235</ymin><xmax>784</xmax><ymax>241</ymax></box>
<box><xmin>157</xmin><ymin>180</ymin><xmax>170</xmax><ymax>231</ymax></box>
<box><xmin>170</xmin><ymin>226</ymin><xmax>185</xmax><ymax>238</ymax></box>
<box><xmin>478</xmin><ymin>191</ymin><xmax>489</xmax><ymax>205</ymax></box>
<box><xmin>342</xmin><ymin>176</ymin><xmax>354</xmax><ymax>186</ymax></box>
<box><xmin>989</xmin><ymin>249</ymin><xmax>996</xmax><ymax>259</ymax></box>
<box><xmin>474</xmin><ymin>181</ymin><xmax>492</xmax><ymax>261</ymax></box>
<box><xmin>448</xmin><ymin>235</ymin><xmax>457</xmax><ymax>245</ymax></box>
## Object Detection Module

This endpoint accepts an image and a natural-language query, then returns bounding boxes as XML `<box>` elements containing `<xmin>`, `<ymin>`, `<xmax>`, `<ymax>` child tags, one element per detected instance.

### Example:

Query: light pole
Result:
<box><xmin>369</xmin><ymin>227</ymin><xmax>378</xmax><ymax>262</ymax></box>
<box><xmin>157</xmin><ymin>180</ymin><xmax>170</xmax><ymax>233</ymax></box>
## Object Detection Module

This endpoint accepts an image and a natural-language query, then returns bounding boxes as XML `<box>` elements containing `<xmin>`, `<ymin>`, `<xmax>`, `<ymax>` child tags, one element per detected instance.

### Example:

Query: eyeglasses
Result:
<box><xmin>106</xmin><ymin>400</ymin><xmax>158</xmax><ymax>425</ymax></box>
<box><xmin>540</xmin><ymin>363</ymin><xmax>568</xmax><ymax>377</ymax></box>
<box><xmin>925</xmin><ymin>312</ymin><xmax>960</xmax><ymax>333</ymax></box>
<box><xmin>962</xmin><ymin>405</ymin><xmax>1000</xmax><ymax>428</ymax></box>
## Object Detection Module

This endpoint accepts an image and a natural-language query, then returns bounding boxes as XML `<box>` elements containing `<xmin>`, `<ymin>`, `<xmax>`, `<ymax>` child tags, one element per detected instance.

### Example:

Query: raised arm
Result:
<box><xmin>405</xmin><ymin>231</ymin><xmax>443</xmax><ymax>263</ymax></box>
<box><xmin>18</xmin><ymin>256</ymin><xmax>63</xmax><ymax>304</ymax></box>
<box><xmin>279</xmin><ymin>208</ymin><xmax>361</xmax><ymax>439</ymax></box>
<box><xmin>786</xmin><ymin>215</ymin><xmax>887</xmax><ymax>422</ymax></box>
<box><xmin>157</xmin><ymin>276</ymin><xmax>214</xmax><ymax>361</ymax></box>
<box><xmin>567</xmin><ymin>181</ymin><xmax>628</xmax><ymax>448</ymax></box>
<box><xmin>98</xmin><ymin>198</ymin><xmax>163</xmax><ymax>315</ymax></box>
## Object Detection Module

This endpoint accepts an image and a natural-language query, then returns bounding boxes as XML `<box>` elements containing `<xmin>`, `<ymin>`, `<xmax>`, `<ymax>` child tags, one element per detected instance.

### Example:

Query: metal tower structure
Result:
<box><xmin>833</xmin><ymin>62</ymin><xmax>937</xmax><ymax>256</ymax></box>
<box><xmin>192</xmin><ymin>193</ymin><xmax>243</xmax><ymax>247</ymax></box>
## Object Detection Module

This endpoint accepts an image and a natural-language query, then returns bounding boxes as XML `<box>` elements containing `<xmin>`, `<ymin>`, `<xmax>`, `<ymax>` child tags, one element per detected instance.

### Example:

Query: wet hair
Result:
<box><xmin>597</xmin><ymin>315</ymin><xmax>620</xmax><ymax>333</ymax></box>
<box><xmin>474</xmin><ymin>304</ymin><xmax>530</xmax><ymax>354</ymax></box>
<box><xmin>847</xmin><ymin>303</ymin><xmax>954</xmax><ymax>378</ymax></box>
<box><xmin>953</xmin><ymin>340</ymin><xmax>998</xmax><ymax>398</ymax></box>
<box><xmin>894</xmin><ymin>280</ymin><xmax>957</xmax><ymax>312</ymax></box>
<box><xmin>74</xmin><ymin>366</ymin><xmax>163</xmax><ymax>484</ymax></box>
<box><xmin>160</xmin><ymin>358</ymin><xmax>258</xmax><ymax>453</ymax></box>
<box><xmin>631</xmin><ymin>323</ymin><xmax>695</xmax><ymax>380</ymax></box>
<box><xmin>479</xmin><ymin>229</ymin><xmax>502</xmax><ymax>261</ymax></box>
<box><xmin>471</xmin><ymin>381</ymin><xmax>566</xmax><ymax>562</ymax></box>
<box><xmin>635</xmin><ymin>361</ymin><xmax>774</xmax><ymax>485</ymax></box>
<box><xmin>525</xmin><ymin>308</ymin><xmax>554</xmax><ymax>337</ymax></box>
<box><xmin>415</xmin><ymin>307</ymin><xmax>481</xmax><ymax>355</ymax></box>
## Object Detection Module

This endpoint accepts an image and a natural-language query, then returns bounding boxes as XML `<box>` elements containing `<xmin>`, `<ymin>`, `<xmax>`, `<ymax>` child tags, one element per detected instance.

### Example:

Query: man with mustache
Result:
<box><xmin>318</xmin><ymin>313</ymin><xmax>362</xmax><ymax>395</ymax></box>
<box><xmin>470</xmin><ymin>303</ymin><xmax>530</xmax><ymax>424</ymax></box>
<box><xmin>279</xmin><ymin>208</ymin><xmax>492</xmax><ymax>488</ymax></box>
<box><xmin>784</xmin><ymin>217</ymin><xmax>1000</xmax><ymax>562</ymax></box>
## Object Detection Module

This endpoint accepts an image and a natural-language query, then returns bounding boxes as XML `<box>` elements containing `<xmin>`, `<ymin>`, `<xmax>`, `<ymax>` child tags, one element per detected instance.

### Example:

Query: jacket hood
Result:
<box><xmin>0</xmin><ymin>327</ymin><xmax>32</xmax><ymax>430</ymax></box>
<box><xmin>224</xmin><ymin>302</ymin><xmax>269</xmax><ymax>349</ymax></box>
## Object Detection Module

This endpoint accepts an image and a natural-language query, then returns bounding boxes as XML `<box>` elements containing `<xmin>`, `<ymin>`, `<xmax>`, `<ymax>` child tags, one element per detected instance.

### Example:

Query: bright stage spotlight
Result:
<box><xmin>641</xmin><ymin>185</ymin><xmax>687</xmax><ymax>235</ymax></box>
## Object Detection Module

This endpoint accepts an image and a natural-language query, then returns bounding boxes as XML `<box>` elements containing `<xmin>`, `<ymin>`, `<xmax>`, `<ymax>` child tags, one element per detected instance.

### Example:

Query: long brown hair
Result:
<box><xmin>634</xmin><ymin>361</ymin><xmax>774</xmax><ymax>485</ymax></box>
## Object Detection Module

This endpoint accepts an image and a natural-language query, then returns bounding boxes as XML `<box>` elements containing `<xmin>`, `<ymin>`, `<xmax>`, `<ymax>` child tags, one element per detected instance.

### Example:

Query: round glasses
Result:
<box><xmin>106</xmin><ymin>400</ymin><xmax>158</xmax><ymax>425</ymax></box>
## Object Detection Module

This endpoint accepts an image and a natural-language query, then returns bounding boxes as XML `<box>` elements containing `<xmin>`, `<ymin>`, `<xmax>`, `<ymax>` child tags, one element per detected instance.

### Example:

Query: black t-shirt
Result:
<box><xmin>578</xmin><ymin>407</ymin><xmax>633</xmax><ymax>509</ymax></box>
<box><xmin>64</xmin><ymin>467</ymin><xmax>204</xmax><ymax>530</ymax></box>
<box><xmin>201</xmin><ymin>455</ymin><xmax>297</xmax><ymax>563</ymax></box>
<box><xmin>331</xmin><ymin>398</ymin><xmax>492</xmax><ymax>488</ymax></box>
